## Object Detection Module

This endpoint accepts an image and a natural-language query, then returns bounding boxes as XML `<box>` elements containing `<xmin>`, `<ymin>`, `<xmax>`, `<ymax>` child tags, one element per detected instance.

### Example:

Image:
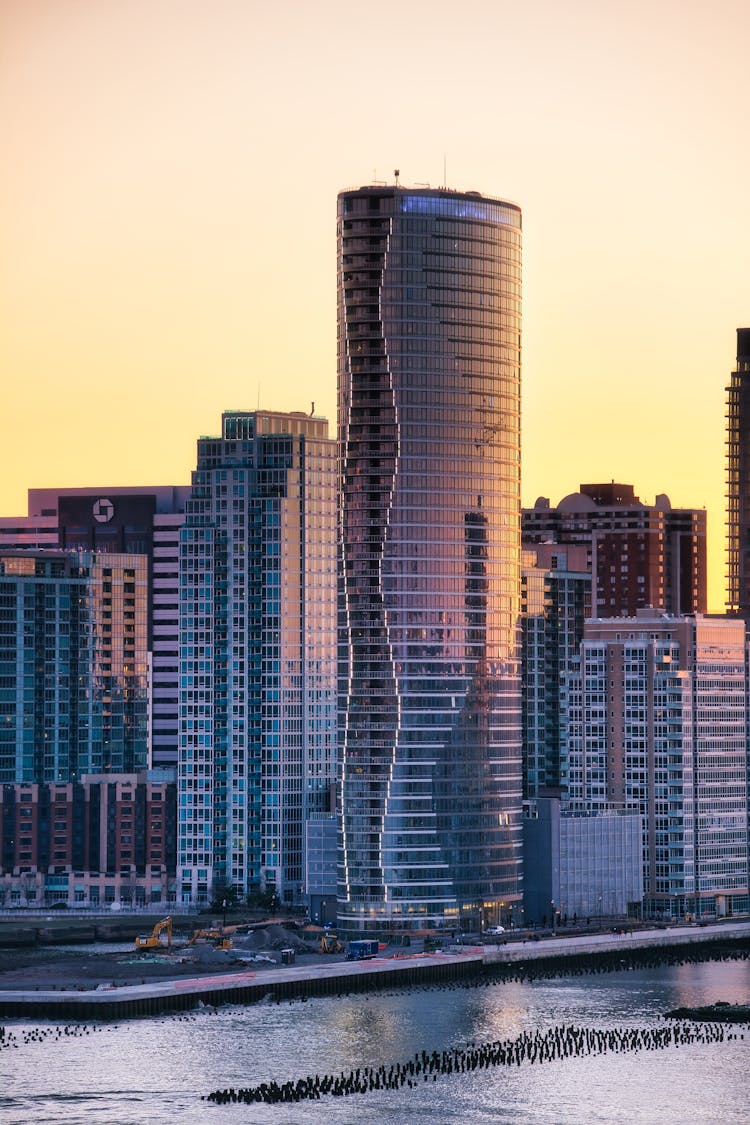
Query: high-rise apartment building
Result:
<box><xmin>337</xmin><ymin>184</ymin><xmax>523</xmax><ymax>933</ymax></box>
<box><xmin>0</xmin><ymin>550</ymin><xmax>149</xmax><ymax>783</ymax></box>
<box><xmin>726</xmin><ymin>328</ymin><xmax>750</xmax><ymax>616</ymax></box>
<box><xmin>178</xmin><ymin>410</ymin><xmax>337</xmax><ymax>907</ymax></box>
<box><xmin>523</xmin><ymin>484</ymin><xmax>706</xmax><ymax>618</ymax></box>
<box><xmin>561</xmin><ymin>612</ymin><xmax>749</xmax><ymax>918</ymax></box>
<box><xmin>0</xmin><ymin>486</ymin><xmax>190</xmax><ymax>769</ymax></box>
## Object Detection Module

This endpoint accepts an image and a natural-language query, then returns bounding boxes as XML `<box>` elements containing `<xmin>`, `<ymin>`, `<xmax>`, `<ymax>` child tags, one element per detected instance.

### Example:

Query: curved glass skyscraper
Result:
<box><xmin>337</xmin><ymin>185</ymin><xmax>523</xmax><ymax>933</ymax></box>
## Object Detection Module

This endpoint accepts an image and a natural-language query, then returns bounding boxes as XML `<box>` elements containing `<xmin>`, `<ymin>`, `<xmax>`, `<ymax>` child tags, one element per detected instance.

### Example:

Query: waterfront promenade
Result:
<box><xmin>2</xmin><ymin>920</ymin><xmax>749</xmax><ymax>1020</ymax></box>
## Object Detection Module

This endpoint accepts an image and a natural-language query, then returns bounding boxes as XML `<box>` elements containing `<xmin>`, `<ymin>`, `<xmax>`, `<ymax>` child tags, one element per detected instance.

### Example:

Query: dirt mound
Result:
<box><xmin>182</xmin><ymin>945</ymin><xmax>239</xmax><ymax>965</ymax></box>
<box><xmin>233</xmin><ymin>924</ymin><xmax>314</xmax><ymax>953</ymax></box>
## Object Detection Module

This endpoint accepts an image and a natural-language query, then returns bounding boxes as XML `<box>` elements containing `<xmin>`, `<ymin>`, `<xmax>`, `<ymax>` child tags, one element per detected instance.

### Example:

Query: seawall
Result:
<box><xmin>2</xmin><ymin>921</ymin><xmax>749</xmax><ymax>1021</ymax></box>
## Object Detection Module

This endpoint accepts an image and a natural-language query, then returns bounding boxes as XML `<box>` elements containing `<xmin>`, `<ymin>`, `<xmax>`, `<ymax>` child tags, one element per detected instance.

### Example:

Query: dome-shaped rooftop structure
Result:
<box><xmin>557</xmin><ymin>491</ymin><xmax>598</xmax><ymax>513</ymax></box>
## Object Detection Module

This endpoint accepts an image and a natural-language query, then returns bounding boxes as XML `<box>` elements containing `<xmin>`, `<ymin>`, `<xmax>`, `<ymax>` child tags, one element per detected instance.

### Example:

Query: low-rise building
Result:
<box><xmin>0</xmin><ymin>771</ymin><xmax>176</xmax><ymax>908</ymax></box>
<box><xmin>523</xmin><ymin>798</ymin><xmax>643</xmax><ymax>925</ymax></box>
<box><xmin>305</xmin><ymin>814</ymin><xmax>337</xmax><ymax>925</ymax></box>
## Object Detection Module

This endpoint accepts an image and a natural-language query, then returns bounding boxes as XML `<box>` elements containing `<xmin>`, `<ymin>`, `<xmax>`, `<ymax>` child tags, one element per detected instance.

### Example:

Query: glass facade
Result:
<box><xmin>559</xmin><ymin>810</ymin><xmax>644</xmax><ymax>921</ymax></box>
<box><xmin>0</xmin><ymin>551</ymin><xmax>148</xmax><ymax>783</ymax></box>
<box><xmin>0</xmin><ymin>553</ymin><xmax>88</xmax><ymax>784</ymax></box>
<box><xmin>0</xmin><ymin>486</ymin><xmax>193</xmax><ymax>771</ymax></box>
<box><xmin>178</xmin><ymin>411</ymin><xmax>337</xmax><ymax>906</ymax></box>
<box><xmin>337</xmin><ymin>186</ymin><xmax>523</xmax><ymax>932</ymax></box>
<box><xmin>523</xmin><ymin>799</ymin><xmax>643</xmax><ymax>924</ymax></box>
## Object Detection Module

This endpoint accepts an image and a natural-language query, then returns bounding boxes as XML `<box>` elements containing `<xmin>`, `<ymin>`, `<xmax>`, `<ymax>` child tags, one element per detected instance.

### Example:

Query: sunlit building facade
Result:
<box><xmin>523</xmin><ymin>484</ymin><xmax>706</xmax><ymax>618</ymax></box>
<box><xmin>178</xmin><ymin>411</ymin><xmax>337</xmax><ymax>907</ymax></box>
<box><xmin>337</xmin><ymin>184</ymin><xmax>523</xmax><ymax>932</ymax></box>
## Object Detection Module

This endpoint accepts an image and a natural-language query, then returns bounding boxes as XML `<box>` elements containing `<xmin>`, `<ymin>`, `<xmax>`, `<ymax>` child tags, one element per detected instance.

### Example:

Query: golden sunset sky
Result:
<box><xmin>2</xmin><ymin>0</ymin><xmax>749</xmax><ymax>609</ymax></box>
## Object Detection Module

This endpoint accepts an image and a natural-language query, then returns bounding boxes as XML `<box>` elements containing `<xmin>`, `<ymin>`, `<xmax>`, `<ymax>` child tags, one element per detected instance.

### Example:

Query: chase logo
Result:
<box><xmin>93</xmin><ymin>498</ymin><xmax>114</xmax><ymax>524</ymax></box>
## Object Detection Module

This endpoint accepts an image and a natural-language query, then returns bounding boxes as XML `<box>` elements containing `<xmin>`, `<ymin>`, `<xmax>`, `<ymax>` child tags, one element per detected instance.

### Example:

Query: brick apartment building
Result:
<box><xmin>0</xmin><ymin>772</ymin><xmax>176</xmax><ymax>908</ymax></box>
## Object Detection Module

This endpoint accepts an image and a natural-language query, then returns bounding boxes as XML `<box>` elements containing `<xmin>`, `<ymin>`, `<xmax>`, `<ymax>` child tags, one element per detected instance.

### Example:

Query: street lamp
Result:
<box><xmin>551</xmin><ymin>900</ymin><xmax>556</xmax><ymax>935</ymax></box>
<box><xmin>222</xmin><ymin>898</ymin><xmax>227</xmax><ymax>929</ymax></box>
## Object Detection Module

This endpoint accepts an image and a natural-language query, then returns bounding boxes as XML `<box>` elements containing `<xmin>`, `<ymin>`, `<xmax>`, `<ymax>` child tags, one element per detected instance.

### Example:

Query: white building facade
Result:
<box><xmin>177</xmin><ymin>411</ymin><xmax>337</xmax><ymax>907</ymax></box>
<box><xmin>561</xmin><ymin>612</ymin><xmax>749</xmax><ymax>918</ymax></box>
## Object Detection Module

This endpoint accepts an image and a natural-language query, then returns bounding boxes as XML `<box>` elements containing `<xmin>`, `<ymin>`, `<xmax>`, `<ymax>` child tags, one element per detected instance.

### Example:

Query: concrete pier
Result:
<box><xmin>483</xmin><ymin>921</ymin><xmax>750</xmax><ymax>963</ymax></box>
<box><xmin>0</xmin><ymin>951</ymin><xmax>480</xmax><ymax>1019</ymax></box>
<box><xmin>1</xmin><ymin>921</ymin><xmax>748</xmax><ymax>1021</ymax></box>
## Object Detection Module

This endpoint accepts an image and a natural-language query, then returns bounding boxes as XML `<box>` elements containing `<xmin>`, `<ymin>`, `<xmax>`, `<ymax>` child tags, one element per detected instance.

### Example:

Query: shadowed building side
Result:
<box><xmin>726</xmin><ymin>328</ymin><xmax>750</xmax><ymax>616</ymax></box>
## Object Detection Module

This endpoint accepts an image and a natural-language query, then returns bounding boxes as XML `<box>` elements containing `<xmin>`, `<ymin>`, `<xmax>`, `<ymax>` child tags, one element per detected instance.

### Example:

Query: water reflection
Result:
<box><xmin>2</xmin><ymin>961</ymin><xmax>750</xmax><ymax>1124</ymax></box>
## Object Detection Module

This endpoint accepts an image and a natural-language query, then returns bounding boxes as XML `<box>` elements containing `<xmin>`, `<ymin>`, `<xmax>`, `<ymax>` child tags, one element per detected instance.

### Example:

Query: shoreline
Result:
<box><xmin>1</xmin><ymin>920</ymin><xmax>749</xmax><ymax>1021</ymax></box>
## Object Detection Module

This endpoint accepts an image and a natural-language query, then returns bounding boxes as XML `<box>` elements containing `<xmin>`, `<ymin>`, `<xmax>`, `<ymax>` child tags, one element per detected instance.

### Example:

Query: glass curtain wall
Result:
<box><xmin>337</xmin><ymin>186</ymin><xmax>523</xmax><ymax>932</ymax></box>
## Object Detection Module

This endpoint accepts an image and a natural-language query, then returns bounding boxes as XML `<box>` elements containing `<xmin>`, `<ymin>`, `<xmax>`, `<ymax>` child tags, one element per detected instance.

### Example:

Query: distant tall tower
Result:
<box><xmin>337</xmin><ymin>184</ymin><xmax>523</xmax><ymax>933</ymax></box>
<box><xmin>177</xmin><ymin>411</ymin><xmax>337</xmax><ymax>908</ymax></box>
<box><xmin>726</xmin><ymin>328</ymin><xmax>750</xmax><ymax>615</ymax></box>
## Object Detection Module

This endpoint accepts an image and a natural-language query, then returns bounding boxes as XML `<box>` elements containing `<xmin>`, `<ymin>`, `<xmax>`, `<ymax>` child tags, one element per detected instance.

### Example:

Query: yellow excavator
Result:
<box><xmin>187</xmin><ymin>927</ymin><xmax>233</xmax><ymax>951</ymax></box>
<box><xmin>134</xmin><ymin>916</ymin><xmax>173</xmax><ymax>952</ymax></box>
<box><xmin>320</xmin><ymin>930</ymin><xmax>344</xmax><ymax>954</ymax></box>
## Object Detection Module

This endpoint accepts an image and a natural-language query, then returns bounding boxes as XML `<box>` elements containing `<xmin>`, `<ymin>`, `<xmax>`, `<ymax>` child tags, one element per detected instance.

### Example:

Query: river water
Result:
<box><xmin>1</xmin><ymin>958</ymin><xmax>749</xmax><ymax>1125</ymax></box>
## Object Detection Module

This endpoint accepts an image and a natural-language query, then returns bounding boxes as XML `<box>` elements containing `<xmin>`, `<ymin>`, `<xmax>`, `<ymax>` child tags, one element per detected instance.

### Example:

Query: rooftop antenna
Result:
<box><xmin>310</xmin><ymin>401</ymin><xmax>315</xmax><ymax>416</ymax></box>
<box><xmin>443</xmin><ymin>154</ymin><xmax>447</xmax><ymax>187</ymax></box>
<box><xmin>394</xmin><ymin>168</ymin><xmax>400</xmax><ymax>185</ymax></box>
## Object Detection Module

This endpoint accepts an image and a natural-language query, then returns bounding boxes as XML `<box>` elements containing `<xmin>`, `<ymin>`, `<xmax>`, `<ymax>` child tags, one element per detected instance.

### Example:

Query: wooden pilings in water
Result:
<box><xmin>204</xmin><ymin>1020</ymin><xmax>746</xmax><ymax>1105</ymax></box>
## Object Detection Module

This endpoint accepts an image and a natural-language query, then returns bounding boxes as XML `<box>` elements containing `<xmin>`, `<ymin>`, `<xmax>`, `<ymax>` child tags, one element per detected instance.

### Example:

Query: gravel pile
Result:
<box><xmin>233</xmin><ymin>925</ymin><xmax>315</xmax><ymax>953</ymax></box>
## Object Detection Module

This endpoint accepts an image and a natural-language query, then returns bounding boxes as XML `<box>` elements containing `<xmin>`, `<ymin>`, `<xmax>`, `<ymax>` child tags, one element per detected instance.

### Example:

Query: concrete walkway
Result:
<box><xmin>483</xmin><ymin>920</ymin><xmax>750</xmax><ymax>963</ymax></box>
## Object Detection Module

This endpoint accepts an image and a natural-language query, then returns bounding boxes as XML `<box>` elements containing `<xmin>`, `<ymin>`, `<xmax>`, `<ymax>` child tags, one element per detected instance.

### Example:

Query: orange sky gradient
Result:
<box><xmin>2</xmin><ymin>0</ymin><xmax>750</xmax><ymax>610</ymax></box>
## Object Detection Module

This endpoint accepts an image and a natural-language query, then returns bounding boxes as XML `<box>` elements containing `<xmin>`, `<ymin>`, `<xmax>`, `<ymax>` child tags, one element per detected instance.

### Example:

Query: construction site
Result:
<box><xmin>0</xmin><ymin>913</ymin><xmax>390</xmax><ymax>994</ymax></box>
<box><xmin>1</xmin><ymin>918</ymin><xmax>749</xmax><ymax>1022</ymax></box>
